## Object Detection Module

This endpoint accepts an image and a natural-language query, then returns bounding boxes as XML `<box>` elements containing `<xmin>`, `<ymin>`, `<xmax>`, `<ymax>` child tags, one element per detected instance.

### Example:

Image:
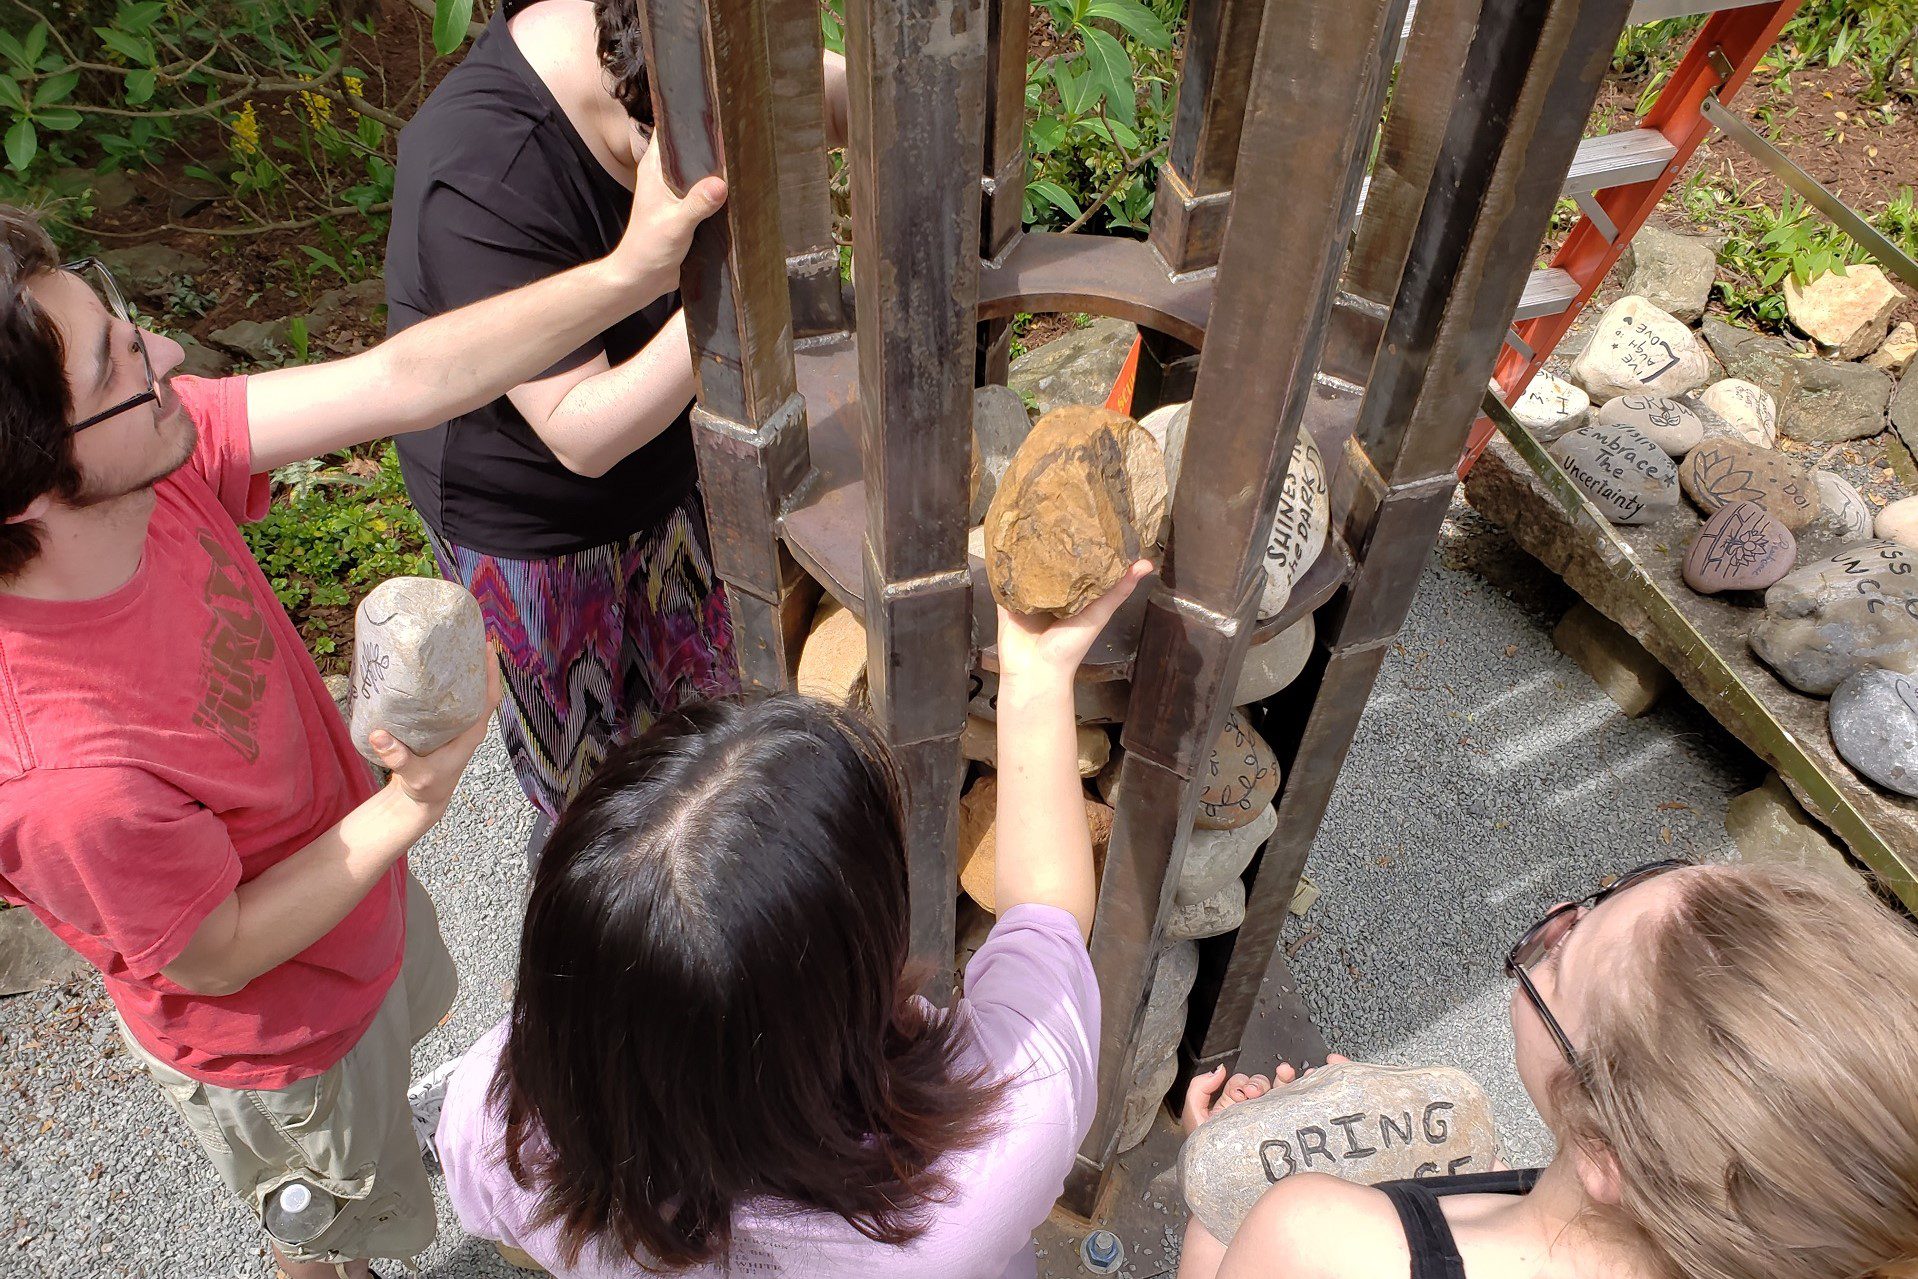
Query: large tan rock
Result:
<box><xmin>1865</xmin><ymin>320</ymin><xmax>1917</xmax><ymax>376</ymax></box>
<box><xmin>960</xmin><ymin>715</ymin><xmax>1111</xmax><ymax>777</ymax></box>
<box><xmin>1785</xmin><ymin>264</ymin><xmax>1905</xmax><ymax>360</ymax></box>
<box><xmin>795</xmin><ymin>596</ymin><xmax>868</xmax><ymax>705</ymax></box>
<box><xmin>957</xmin><ymin>774</ymin><xmax>1115</xmax><ymax>913</ymax></box>
<box><xmin>1179</xmin><ymin>1061</ymin><xmax>1505</xmax><ymax>1244</ymax></box>
<box><xmin>982</xmin><ymin>406</ymin><xmax>1168</xmax><ymax>618</ymax></box>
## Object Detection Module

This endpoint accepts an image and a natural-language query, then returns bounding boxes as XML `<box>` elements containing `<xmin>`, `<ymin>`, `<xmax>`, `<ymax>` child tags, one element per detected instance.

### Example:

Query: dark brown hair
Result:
<box><xmin>492</xmin><ymin>694</ymin><xmax>1005</xmax><ymax>1271</ymax></box>
<box><xmin>0</xmin><ymin>205</ymin><xmax>79</xmax><ymax>581</ymax></box>
<box><xmin>592</xmin><ymin>0</ymin><xmax>654</xmax><ymax>126</ymax></box>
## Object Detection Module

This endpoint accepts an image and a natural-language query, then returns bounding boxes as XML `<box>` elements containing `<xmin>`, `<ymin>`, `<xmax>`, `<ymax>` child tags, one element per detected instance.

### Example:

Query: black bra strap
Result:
<box><xmin>1375</xmin><ymin>1169</ymin><xmax>1543</xmax><ymax>1279</ymax></box>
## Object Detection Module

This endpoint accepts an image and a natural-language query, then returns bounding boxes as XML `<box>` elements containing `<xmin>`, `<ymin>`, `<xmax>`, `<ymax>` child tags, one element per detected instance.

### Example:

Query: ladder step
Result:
<box><xmin>1627</xmin><ymin>0</ymin><xmax>1774</xmax><ymax>22</ymax></box>
<box><xmin>1516</xmin><ymin>268</ymin><xmax>1580</xmax><ymax>321</ymax></box>
<box><xmin>1562</xmin><ymin>129</ymin><xmax>1677</xmax><ymax>195</ymax></box>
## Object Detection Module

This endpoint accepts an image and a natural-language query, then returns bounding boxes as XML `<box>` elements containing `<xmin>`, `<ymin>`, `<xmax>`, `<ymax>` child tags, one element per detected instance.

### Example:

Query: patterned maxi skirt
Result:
<box><xmin>426</xmin><ymin>491</ymin><xmax>740</xmax><ymax>821</ymax></box>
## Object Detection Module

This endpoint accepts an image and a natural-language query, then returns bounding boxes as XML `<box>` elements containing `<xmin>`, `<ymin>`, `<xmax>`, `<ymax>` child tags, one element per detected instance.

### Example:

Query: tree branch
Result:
<box><xmin>1060</xmin><ymin>138</ymin><xmax>1168</xmax><ymax>234</ymax></box>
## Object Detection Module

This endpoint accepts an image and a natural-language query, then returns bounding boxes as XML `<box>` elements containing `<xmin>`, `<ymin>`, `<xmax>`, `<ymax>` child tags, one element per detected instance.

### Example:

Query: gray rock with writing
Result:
<box><xmin>1179</xmin><ymin>1061</ymin><xmax>1505</xmax><ymax>1244</ymax></box>
<box><xmin>1135</xmin><ymin>942</ymin><xmax>1200</xmax><ymax>1070</ymax></box>
<box><xmin>1682</xmin><ymin>501</ymin><xmax>1796</xmax><ymax>595</ymax></box>
<box><xmin>1166</xmin><ymin>879</ymin><xmax>1247</xmax><ymax>942</ymax></box>
<box><xmin>1235</xmin><ymin>615</ymin><xmax>1316</xmax><ymax>705</ymax></box>
<box><xmin>1593</xmin><ymin>394</ymin><xmax>1705</xmax><ymax>457</ymax></box>
<box><xmin>1508</xmin><ymin>372</ymin><xmax>1590</xmax><ymax>442</ymax></box>
<box><xmin>1570</xmin><ymin>295</ymin><xmax>1712</xmax><ymax>402</ymax></box>
<box><xmin>1548</xmin><ymin>424</ymin><xmax>1679</xmax><ymax>524</ymax></box>
<box><xmin>1697</xmin><ymin>378</ymin><xmax>1778</xmax><ymax>448</ymax></box>
<box><xmin>1803</xmin><ymin>471</ymin><xmax>1875</xmax><ymax>547</ymax></box>
<box><xmin>1829</xmin><ymin>668</ymin><xmax>1918</xmax><ymax>797</ymax></box>
<box><xmin>1178</xmin><ymin>803</ymin><xmax>1278</xmax><ymax>906</ymax></box>
<box><xmin>1751</xmin><ymin>543</ymin><xmax>1918</xmax><ymax>695</ymax></box>
<box><xmin>349</xmin><ymin>577</ymin><xmax>490</xmax><ymax>761</ymax></box>
<box><xmin>1260</xmin><ymin>431</ymin><xmax>1331</xmax><ymax>617</ymax></box>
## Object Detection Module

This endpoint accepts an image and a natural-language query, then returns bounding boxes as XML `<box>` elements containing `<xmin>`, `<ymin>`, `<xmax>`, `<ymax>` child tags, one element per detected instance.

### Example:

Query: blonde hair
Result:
<box><xmin>1554</xmin><ymin>864</ymin><xmax>1918</xmax><ymax>1279</ymax></box>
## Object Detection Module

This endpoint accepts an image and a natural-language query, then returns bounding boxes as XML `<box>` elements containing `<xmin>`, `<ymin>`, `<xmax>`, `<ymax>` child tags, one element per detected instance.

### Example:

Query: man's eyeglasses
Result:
<box><xmin>62</xmin><ymin>257</ymin><xmax>158</xmax><ymax>433</ymax></box>
<box><xmin>1504</xmin><ymin>858</ymin><xmax>1692</xmax><ymax>1069</ymax></box>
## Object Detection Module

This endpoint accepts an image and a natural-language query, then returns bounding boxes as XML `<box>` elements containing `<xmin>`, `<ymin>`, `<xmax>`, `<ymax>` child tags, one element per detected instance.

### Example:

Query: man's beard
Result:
<box><xmin>71</xmin><ymin>388</ymin><xmax>199</xmax><ymax>508</ymax></box>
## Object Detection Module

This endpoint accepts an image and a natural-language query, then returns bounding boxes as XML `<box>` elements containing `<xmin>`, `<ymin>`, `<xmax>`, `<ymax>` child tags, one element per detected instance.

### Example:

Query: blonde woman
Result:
<box><xmin>1180</xmin><ymin>859</ymin><xmax>1918</xmax><ymax>1279</ymax></box>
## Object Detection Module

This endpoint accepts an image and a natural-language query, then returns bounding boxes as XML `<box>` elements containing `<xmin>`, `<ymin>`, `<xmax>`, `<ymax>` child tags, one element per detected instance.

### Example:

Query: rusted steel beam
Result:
<box><xmin>1201</xmin><ymin>0</ymin><xmax>1635</xmax><ymax>1070</ymax></box>
<box><xmin>977</xmin><ymin>0</ymin><xmax>1030</xmax><ymax>384</ymax></box>
<box><xmin>1063</xmin><ymin>0</ymin><xmax>1411</xmax><ymax>1213</ymax></box>
<box><xmin>639</xmin><ymin>0</ymin><xmax>810</xmax><ymax>690</ymax></box>
<box><xmin>765</xmin><ymin>0</ymin><xmax>845</xmax><ymax>336</ymax></box>
<box><xmin>976</xmin><ymin>232</ymin><xmax>1214</xmax><ymax>348</ymax></box>
<box><xmin>844</xmin><ymin>0</ymin><xmax>990</xmax><ymax>994</ymax></box>
<box><xmin>1146</xmin><ymin>0</ymin><xmax>1267</xmax><ymax>274</ymax></box>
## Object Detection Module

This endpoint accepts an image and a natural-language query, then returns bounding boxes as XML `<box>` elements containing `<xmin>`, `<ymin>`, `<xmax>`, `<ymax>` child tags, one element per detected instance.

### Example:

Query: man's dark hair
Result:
<box><xmin>593</xmin><ymin>0</ymin><xmax>654</xmax><ymax>126</ymax></box>
<box><xmin>0</xmin><ymin>205</ymin><xmax>78</xmax><ymax>582</ymax></box>
<box><xmin>492</xmin><ymin>694</ymin><xmax>1006</xmax><ymax>1271</ymax></box>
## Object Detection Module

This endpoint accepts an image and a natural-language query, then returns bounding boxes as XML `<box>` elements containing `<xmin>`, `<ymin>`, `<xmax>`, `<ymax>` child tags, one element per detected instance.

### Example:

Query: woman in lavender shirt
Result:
<box><xmin>435</xmin><ymin>563</ymin><xmax>1155</xmax><ymax>1277</ymax></box>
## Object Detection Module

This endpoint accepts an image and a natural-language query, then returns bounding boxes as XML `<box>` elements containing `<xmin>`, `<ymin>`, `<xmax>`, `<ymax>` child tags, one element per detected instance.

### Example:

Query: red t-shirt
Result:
<box><xmin>0</xmin><ymin>376</ymin><xmax>404</xmax><ymax>1090</ymax></box>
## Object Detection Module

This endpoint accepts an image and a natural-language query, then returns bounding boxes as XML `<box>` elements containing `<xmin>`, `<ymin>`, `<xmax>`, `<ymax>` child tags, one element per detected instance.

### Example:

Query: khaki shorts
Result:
<box><xmin>120</xmin><ymin>874</ymin><xmax>458</xmax><ymax>1266</ymax></box>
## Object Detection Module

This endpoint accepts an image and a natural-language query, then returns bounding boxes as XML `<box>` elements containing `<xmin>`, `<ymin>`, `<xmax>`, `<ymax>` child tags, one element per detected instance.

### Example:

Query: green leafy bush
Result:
<box><xmin>242</xmin><ymin>445</ymin><xmax>434</xmax><ymax>665</ymax></box>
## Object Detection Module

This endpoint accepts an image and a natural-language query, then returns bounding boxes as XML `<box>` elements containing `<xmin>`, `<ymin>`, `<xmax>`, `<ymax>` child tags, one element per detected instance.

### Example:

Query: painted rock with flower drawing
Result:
<box><xmin>1677</xmin><ymin>439</ymin><xmax>1819</xmax><ymax>530</ymax></box>
<box><xmin>1682</xmin><ymin>502</ymin><xmax>1797</xmax><ymax>595</ymax></box>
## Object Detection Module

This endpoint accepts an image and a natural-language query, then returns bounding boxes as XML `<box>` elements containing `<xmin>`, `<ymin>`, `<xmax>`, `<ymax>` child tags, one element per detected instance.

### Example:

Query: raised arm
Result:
<box><xmin>992</xmin><ymin>562</ymin><xmax>1151</xmax><ymax>939</ymax></box>
<box><xmin>504</xmin><ymin>310</ymin><xmax>696</xmax><ymax>478</ymax></box>
<box><xmin>244</xmin><ymin>143</ymin><xmax>724</xmax><ymax>473</ymax></box>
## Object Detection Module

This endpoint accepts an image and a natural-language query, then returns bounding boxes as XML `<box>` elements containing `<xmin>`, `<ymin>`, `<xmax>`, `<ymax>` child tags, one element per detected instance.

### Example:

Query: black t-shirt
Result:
<box><xmin>384</xmin><ymin>8</ymin><xmax>698</xmax><ymax>558</ymax></box>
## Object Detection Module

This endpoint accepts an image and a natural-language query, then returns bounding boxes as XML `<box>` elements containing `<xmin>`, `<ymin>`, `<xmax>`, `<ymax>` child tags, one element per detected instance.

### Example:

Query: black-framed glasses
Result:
<box><xmin>62</xmin><ymin>257</ymin><xmax>159</xmax><ymax>433</ymax></box>
<box><xmin>1504</xmin><ymin>858</ymin><xmax>1692</xmax><ymax>1069</ymax></box>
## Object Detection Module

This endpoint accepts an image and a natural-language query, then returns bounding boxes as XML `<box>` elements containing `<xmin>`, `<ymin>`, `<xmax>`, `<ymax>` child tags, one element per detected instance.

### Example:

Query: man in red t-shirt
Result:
<box><xmin>0</xmin><ymin>148</ymin><xmax>723</xmax><ymax>1278</ymax></box>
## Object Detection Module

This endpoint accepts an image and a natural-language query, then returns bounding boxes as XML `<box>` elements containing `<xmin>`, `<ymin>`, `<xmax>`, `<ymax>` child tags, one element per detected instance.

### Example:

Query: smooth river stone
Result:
<box><xmin>1569</xmin><ymin>294</ymin><xmax>1713</xmax><ymax>402</ymax></box>
<box><xmin>1548</xmin><ymin>424</ymin><xmax>1679</xmax><ymax>525</ymax></box>
<box><xmin>1682</xmin><ymin>502</ymin><xmax>1797</xmax><ymax>595</ymax></box>
<box><xmin>1829</xmin><ymin>668</ymin><xmax>1918</xmax><ymax>797</ymax></box>
<box><xmin>1593</xmin><ymin>394</ymin><xmax>1704</xmax><ymax>457</ymax></box>
<box><xmin>983</xmin><ymin>405</ymin><xmax>1169</xmax><ymax>618</ymax></box>
<box><xmin>1696</xmin><ymin>378</ymin><xmax>1778</xmax><ymax>448</ymax></box>
<box><xmin>1179</xmin><ymin>1061</ymin><xmax>1505</xmax><ymax>1245</ymax></box>
<box><xmin>349</xmin><ymin>577</ymin><xmax>489</xmax><ymax>761</ymax></box>
<box><xmin>1804</xmin><ymin>470</ymin><xmax>1875</xmax><ymax>545</ymax></box>
<box><xmin>1508</xmin><ymin>371</ymin><xmax>1590</xmax><ymax>442</ymax></box>
<box><xmin>1166</xmin><ymin>879</ymin><xmax>1247</xmax><ymax>942</ymax></box>
<box><xmin>1259</xmin><ymin>431</ymin><xmax>1332</xmax><ymax>617</ymax></box>
<box><xmin>1877</xmin><ymin>495</ymin><xmax>1918</xmax><ymax>549</ymax></box>
<box><xmin>1138</xmin><ymin>401</ymin><xmax>1191</xmax><ymax>494</ymax></box>
<box><xmin>1677</xmin><ymin>438</ymin><xmax>1820</xmax><ymax>530</ymax></box>
<box><xmin>1197</xmin><ymin>713</ymin><xmax>1283</xmax><ymax>830</ymax></box>
<box><xmin>1177</xmin><ymin>802</ymin><xmax>1279</xmax><ymax>906</ymax></box>
<box><xmin>957</xmin><ymin>775</ymin><xmax>1115</xmax><ymax>913</ymax></box>
<box><xmin>1234</xmin><ymin>615</ymin><xmax>1316</xmax><ymax>705</ymax></box>
<box><xmin>1751</xmin><ymin>542</ymin><xmax>1918</xmax><ymax>695</ymax></box>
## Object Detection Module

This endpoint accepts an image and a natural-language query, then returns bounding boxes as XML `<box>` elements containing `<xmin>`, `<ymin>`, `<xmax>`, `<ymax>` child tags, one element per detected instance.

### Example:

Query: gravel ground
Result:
<box><xmin>0</xmin><ymin>501</ymin><xmax>1757</xmax><ymax>1276</ymax></box>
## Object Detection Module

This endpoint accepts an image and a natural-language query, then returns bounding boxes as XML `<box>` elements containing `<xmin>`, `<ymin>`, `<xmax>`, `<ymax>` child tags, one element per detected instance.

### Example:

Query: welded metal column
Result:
<box><xmin>1064</xmin><ymin>0</ymin><xmax>1410</xmax><ymax>1215</ymax></box>
<box><xmin>977</xmin><ymin>0</ymin><xmax>1030</xmax><ymax>383</ymax></box>
<box><xmin>1195</xmin><ymin>0</ymin><xmax>1635</xmax><ymax>1073</ymax></box>
<box><xmin>1146</xmin><ymin>0</ymin><xmax>1266</xmax><ymax>275</ymax></box>
<box><xmin>766</xmin><ymin>0</ymin><xmax>845</xmax><ymax>336</ymax></box>
<box><xmin>640</xmin><ymin>0</ymin><xmax>811</xmax><ymax>693</ymax></box>
<box><xmin>845</xmin><ymin>0</ymin><xmax>989</xmax><ymax>994</ymax></box>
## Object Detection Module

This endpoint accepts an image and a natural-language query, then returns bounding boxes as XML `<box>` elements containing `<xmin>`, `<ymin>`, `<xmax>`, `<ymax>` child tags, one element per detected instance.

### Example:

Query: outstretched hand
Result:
<box><xmin>996</xmin><ymin>561</ymin><xmax>1153</xmax><ymax>683</ymax></box>
<box><xmin>1180</xmin><ymin>1053</ymin><xmax>1353</xmax><ymax>1135</ymax></box>
<box><xmin>610</xmin><ymin>136</ymin><xmax>728</xmax><ymax>293</ymax></box>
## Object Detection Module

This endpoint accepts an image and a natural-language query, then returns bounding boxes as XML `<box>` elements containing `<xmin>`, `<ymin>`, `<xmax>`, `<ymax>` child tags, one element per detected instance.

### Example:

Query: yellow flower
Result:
<box><xmin>343</xmin><ymin>75</ymin><xmax>365</xmax><ymax>101</ymax></box>
<box><xmin>231</xmin><ymin>101</ymin><xmax>261</xmax><ymax>157</ymax></box>
<box><xmin>299</xmin><ymin>80</ymin><xmax>332</xmax><ymax>132</ymax></box>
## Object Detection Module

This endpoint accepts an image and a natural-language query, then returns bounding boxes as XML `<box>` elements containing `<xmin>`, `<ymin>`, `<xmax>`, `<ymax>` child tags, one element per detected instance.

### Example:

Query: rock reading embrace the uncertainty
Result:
<box><xmin>1548</xmin><ymin>424</ymin><xmax>1679</xmax><ymax>524</ymax></box>
<box><xmin>1805</xmin><ymin>470</ymin><xmax>1875</xmax><ymax>546</ymax></box>
<box><xmin>1677</xmin><ymin>438</ymin><xmax>1820</xmax><ymax>531</ymax></box>
<box><xmin>1829</xmin><ymin>667</ymin><xmax>1918</xmax><ymax>798</ymax></box>
<box><xmin>1593</xmin><ymin>394</ymin><xmax>1705</xmax><ymax>457</ymax></box>
<box><xmin>349</xmin><ymin>577</ymin><xmax>490</xmax><ymax>761</ymax></box>
<box><xmin>1696</xmin><ymin>378</ymin><xmax>1777</xmax><ymax>448</ymax></box>
<box><xmin>983</xmin><ymin>406</ymin><xmax>1168</xmax><ymax>618</ymax></box>
<box><xmin>1877</xmin><ymin>495</ymin><xmax>1918</xmax><ymax>550</ymax></box>
<box><xmin>1260</xmin><ymin>431</ymin><xmax>1332</xmax><ymax>617</ymax></box>
<box><xmin>957</xmin><ymin>775</ymin><xmax>1116</xmax><ymax>913</ymax></box>
<box><xmin>1507</xmin><ymin>371</ymin><xmax>1590</xmax><ymax>442</ymax></box>
<box><xmin>1197</xmin><ymin>713</ymin><xmax>1283</xmax><ymax>830</ymax></box>
<box><xmin>1569</xmin><ymin>295</ymin><xmax>1713</xmax><ymax>402</ymax></box>
<box><xmin>1179</xmin><ymin>1061</ymin><xmax>1505</xmax><ymax>1245</ymax></box>
<box><xmin>969</xmin><ymin>384</ymin><xmax>1035</xmax><ymax>524</ymax></box>
<box><xmin>1682</xmin><ymin>501</ymin><xmax>1797</xmax><ymax>595</ymax></box>
<box><xmin>1751</xmin><ymin>542</ymin><xmax>1918</xmax><ymax>695</ymax></box>
<box><xmin>1178</xmin><ymin>803</ymin><xmax>1279</xmax><ymax>906</ymax></box>
<box><xmin>1235</xmin><ymin>615</ymin><xmax>1317</xmax><ymax>704</ymax></box>
<box><xmin>1784</xmin><ymin>263</ymin><xmax>1906</xmax><ymax>360</ymax></box>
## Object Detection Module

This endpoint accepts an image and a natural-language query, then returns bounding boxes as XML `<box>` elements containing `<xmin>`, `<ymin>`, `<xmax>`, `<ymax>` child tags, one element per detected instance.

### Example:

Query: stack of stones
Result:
<box><xmin>1524</xmin><ymin>280</ymin><xmax>1918</xmax><ymax>804</ymax></box>
<box><xmin>798</xmin><ymin>392</ymin><xmax>1325</xmax><ymax>1155</ymax></box>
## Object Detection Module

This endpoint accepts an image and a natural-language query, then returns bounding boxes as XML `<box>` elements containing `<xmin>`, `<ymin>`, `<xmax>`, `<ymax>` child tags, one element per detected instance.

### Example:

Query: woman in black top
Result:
<box><xmin>1179</xmin><ymin>860</ymin><xmax>1918</xmax><ymax>1279</ymax></box>
<box><xmin>385</xmin><ymin>0</ymin><xmax>846</xmax><ymax>831</ymax></box>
